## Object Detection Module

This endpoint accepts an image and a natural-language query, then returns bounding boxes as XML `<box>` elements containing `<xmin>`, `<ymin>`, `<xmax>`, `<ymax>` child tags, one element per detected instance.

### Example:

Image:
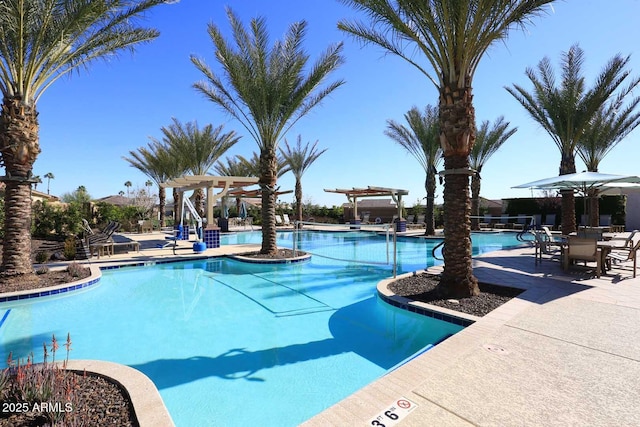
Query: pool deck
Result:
<box><xmin>20</xmin><ymin>228</ymin><xmax>640</xmax><ymax>425</ymax></box>
<box><xmin>304</xmin><ymin>241</ymin><xmax>640</xmax><ymax>426</ymax></box>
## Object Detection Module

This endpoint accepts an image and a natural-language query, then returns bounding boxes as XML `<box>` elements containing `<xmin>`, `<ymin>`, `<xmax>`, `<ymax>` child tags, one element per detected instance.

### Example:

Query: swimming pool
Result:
<box><xmin>0</xmin><ymin>231</ymin><xmax>524</xmax><ymax>426</ymax></box>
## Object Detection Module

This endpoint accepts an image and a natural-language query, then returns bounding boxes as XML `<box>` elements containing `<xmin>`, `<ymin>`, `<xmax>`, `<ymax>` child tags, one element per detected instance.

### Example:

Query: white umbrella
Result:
<box><xmin>513</xmin><ymin>171</ymin><xmax>640</xmax><ymax>195</ymax></box>
<box><xmin>514</xmin><ymin>172</ymin><xmax>640</xmax><ymax>226</ymax></box>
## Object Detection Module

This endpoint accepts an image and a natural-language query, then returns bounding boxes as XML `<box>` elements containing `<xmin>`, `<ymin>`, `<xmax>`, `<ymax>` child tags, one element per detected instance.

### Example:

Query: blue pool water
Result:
<box><xmin>0</xmin><ymin>231</ymin><xmax>524</xmax><ymax>426</ymax></box>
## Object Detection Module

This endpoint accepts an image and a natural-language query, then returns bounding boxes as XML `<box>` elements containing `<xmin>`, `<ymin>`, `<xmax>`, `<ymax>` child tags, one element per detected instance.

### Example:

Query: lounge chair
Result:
<box><xmin>406</xmin><ymin>214</ymin><xmax>415</xmax><ymax>224</ymax></box>
<box><xmin>283</xmin><ymin>214</ymin><xmax>291</xmax><ymax>226</ymax></box>
<box><xmin>607</xmin><ymin>236</ymin><xmax>640</xmax><ymax>278</ymax></box>
<box><xmin>513</xmin><ymin>214</ymin><xmax>528</xmax><ymax>231</ymax></box>
<box><xmin>479</xmin><ymin>214</ymin><xmax>492</xmax><ymax>230</ymax></box>
<box><xmin>542</xmin><ymin>214</ymin><xmax>556</xmax><ymax>230</ymax></box>
<box><xmin>416</xmin><ymin>214</ymin><xmax>425</xmax><ymax>226</ymax></box>
<box><xmin>599</xmin><ymin>214</ymin><xmax>612</xmax><ymax>229</ymax></box>
<box><xmin>361</xmin><ymin>213</ymin><xmax>370</xmax><ymax>224</ymax></box>
<box><xmin>563</xmin><ymin>236</ymin><xmax>601</xmax><ymax>277</ymax></box>
<box><xmin>494</xmin><ymin>214</ymin><xmax>509</xmax><ymax>229</ymax></box>
<box><xmin>275</xmin><ymin>215</ymin><xmax>283</xmax><ymax>226</ymax></box>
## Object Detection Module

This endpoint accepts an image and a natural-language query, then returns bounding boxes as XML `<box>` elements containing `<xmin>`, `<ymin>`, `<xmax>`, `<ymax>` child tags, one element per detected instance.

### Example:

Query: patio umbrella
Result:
<box><xmin>239</xmin><ymin>201</ymin><xmax>247</xmax><ymax>220</ymax></box>
<box><xmin>513</xmin><ymin>171</ymin><xmax>640</xmax><ymax>194</ymax></box>
<box><xmin>223</xmin><ymin>201</ymin><xmax>229</xmax><ymax>219</ymax></box>
<box><xmin>513</xmin><ymin>171</ymin><xmax>640</xmax><ymax>224</ymax></box>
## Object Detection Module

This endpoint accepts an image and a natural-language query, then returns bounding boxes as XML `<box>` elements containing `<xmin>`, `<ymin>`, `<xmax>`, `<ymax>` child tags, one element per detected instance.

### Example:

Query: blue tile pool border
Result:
<box><xmin>378</xmin><ymin>292</ymin><xmax>475</xmax><ymax>327</ymax></box>
<box><xmin>0</xmin><ymin>275</ymin><xmax>102</xmax><ymax>303</ymax></box>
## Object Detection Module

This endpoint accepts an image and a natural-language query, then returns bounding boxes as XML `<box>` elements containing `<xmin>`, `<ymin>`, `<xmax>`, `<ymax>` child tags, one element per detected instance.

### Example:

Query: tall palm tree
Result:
<box><xmin>124</xmin><ymin>181</ymin><xmax>132</xmax><ymax>198</ymax></box>
<box><xmin>469</xmin><ymin>117</ymin><xmax>517</xmax><ymax>230</ymax></box>
<box><xmin>191</xmin><ymin>7</ymin><xmax>345</xmax><ymax>255</ymax></box>
<box><xmin>385</xmin><ymin>105</ymin><xmax>441</xmax><ymax>236</ymax></box>
<box><xmin>44</xmin><ymin>172</ymin><xmax>55</xmax><ymax>195</ymax></box>
<box><xmin>123</xmin><ymin>140</ymin><xmax>178</xmax><ymax>227</ymax></box>
<box><xmin>339</xmin><ymin>0</ymin><xmax>553</xmax><ymax>298</ymax></box>
<box><xmin>279</xmin><ymin>135</ymin><xmax>328</xmax><ymax>223</ymax></box>
<box><xmin>162</xmin><ymin>118</ymin><xmax>240</xmax><ymax>218</ymax></box>
<box><xmin>0</xmin><ymin>0</ymin><xmax>164</xmax><ymax>278</ymax></box>
<box><xmin>506</xmin><ymin>44</ymin><xmax>639</xmax><ymax>234</ymax></box>
<box><xmin>577</xmin><ymin>97</ymin><xmax>640</xmax><ymax>225</ymax></box>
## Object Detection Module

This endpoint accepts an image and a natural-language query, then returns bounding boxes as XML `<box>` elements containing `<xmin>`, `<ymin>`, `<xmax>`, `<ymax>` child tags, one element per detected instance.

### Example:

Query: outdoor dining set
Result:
<box><xmin>532</xmin><ymin>226</ymin><xmax>640</xmax><ymax>278</ymax></box>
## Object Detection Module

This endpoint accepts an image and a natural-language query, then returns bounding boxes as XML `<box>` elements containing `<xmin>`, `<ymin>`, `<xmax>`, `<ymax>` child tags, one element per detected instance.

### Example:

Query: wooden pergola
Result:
<box><xmin>160</xmin><ymin>175</ymin><xmax>259</xmax><ymax>227</ymax></box>
<box><xmin>324</xmin><ymin>186</ymin><xmax>409</xmax><ymax>222</ymax></box>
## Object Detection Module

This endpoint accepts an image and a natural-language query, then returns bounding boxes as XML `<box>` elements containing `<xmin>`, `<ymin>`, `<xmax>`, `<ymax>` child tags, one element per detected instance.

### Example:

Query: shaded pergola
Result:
<box><xmin>160</xmin><ymin>175</ymin><xmax>259</xmax><ymax>227</ymax></box>
<box><xmin>324</xmin><ymin>186</ymin><xmax>409</xmax><ymax>223</ymax></box>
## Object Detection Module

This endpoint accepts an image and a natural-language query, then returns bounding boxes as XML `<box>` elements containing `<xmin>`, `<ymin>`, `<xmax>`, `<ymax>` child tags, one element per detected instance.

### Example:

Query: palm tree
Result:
<box><xmin>279</xmin><ymin>135</ymin><xmax>328</xmax><ymax>223</ymax></box>
<box><xmin>236</xmin><ymin>152</ymin><xmax>291</xmax><ymax>179</ymax></box>
<box><xmin>577</xmin><ymin>98</ymin><xmax>640</xmax><ymax>225</ymax></box>
<box><xmin>123</xmin><ymin>140</ymin><xmax>178</xmax><ymax>227</ymax></box>
<box><xmin>469</xmin><ymin>117</ymin><xmax>517</xmax><ymax>230</ymax></box>
<box><xmin>385</xmin><ymin>105</ymin><xmax>441</xmax><ymax>236</ymax></box>
<box><xmin>0</xmin><ymin>0</ymin><xmax>163</xmax><ymax>278</ymax></box>
<box><xmin>339</xmin><ymin>0</ymin><xmax>553</xmax><ymax>298</ymax></box>
<box><xmin>191</xmin><ymin>7</ymin><xmax>345</xmax><ymax>255</ymax></box>
<box><xmin>124</xmin><ymin>181</ymin><xmax>132</xmax><ymax>199</ymax></box>
<box><xmin>44</xmin><ymin>172</ymin><xmax>55</xmax><ymax>195</ymax></box>
<box><xmin>162</xmin><ymin>118</ymin><xmax>240</xmax><ymax>217</ymax></box>
<box><xmin>506</xmin><ymin>44</ymin><xmax>639</xmax><ymax>234</ymax></box>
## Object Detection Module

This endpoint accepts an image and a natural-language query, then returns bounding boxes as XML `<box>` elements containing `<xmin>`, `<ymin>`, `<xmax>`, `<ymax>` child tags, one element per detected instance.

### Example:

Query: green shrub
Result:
<box><xmin>35</xmin><ymin>251</ymin><xmax>50</xmax><ymax>264</ymax></box>
<box><xmin>63</xmin><ymin>237</ymin><xmax>77</xmax><ymax>260</ymax></box>
<box><xmin>36</xmin><ymin>265</ymin><xmax>50</xmax><ymax>275</ymax></box>
<box><xmin>66</xmin><ymin>262</ymin><xmax>85</xmax><ymax>277</ymax></box>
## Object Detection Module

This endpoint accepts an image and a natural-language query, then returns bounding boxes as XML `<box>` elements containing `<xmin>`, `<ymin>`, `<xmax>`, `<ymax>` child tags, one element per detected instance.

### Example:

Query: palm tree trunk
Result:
<box><xmin>260</xmin><ymin>148</ymin><xmax>278</xmax><ymax>255</ymax></box>
<box><xmin>436</xmin><ymin>82</ymin><xmax>479</xmax><ymax>298</ymax></box>
<box><xmin>425</xmin><ymin>172</ymin><xmax>436</xmax><ymax>236</ymax></box>
<box><xmin>295</xmin><ymin>179</ymin><xmax>303</xmax><ymax>223</ymax></box>
<box><xmin>159</xmin><ymin>186</ymin><xmax>166</xmax><ymax>227</ymax></box>
<box><xmin>559</xmin><ymin>153</ymin><xmax>577</xmax><ymax>234</ymax></box>
<box><xmin>2</xmin><ymin>181</ymin><xmax>34</xmax><ymax>276</ymax></box>
<box><xmin>439</xmin><ymin>155</ymin><xmax>479</xmax><ymax>297</ymax></box>
<box><xmin>470</xmin><ymin>173</ymin><xmax>481</xmax><ymax>231</ymax></box>
<box><xmin>0</xmin><ymin>96</ymin><xmax>40</xmax><ymax>278</ymax></box>
<box><xmin>173</xmin><ymin>188</ymin><xmax>180</xmax><ymax>224</ymax></box>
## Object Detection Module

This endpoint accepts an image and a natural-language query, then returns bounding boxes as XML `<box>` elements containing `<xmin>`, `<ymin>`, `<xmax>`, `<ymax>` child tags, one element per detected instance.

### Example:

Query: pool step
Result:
<box><xmin>205</xmin><ymin>273</ymin><xmax>333</xmax><ymax>316</ymax></box>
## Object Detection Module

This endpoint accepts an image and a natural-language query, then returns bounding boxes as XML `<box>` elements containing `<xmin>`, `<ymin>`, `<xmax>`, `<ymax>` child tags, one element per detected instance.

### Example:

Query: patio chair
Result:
<box><xmin>406</xmin><ymin>214</ymin><xmax>415</xmax><ymax>224</ymax></box>
<box><xmin>283</xmin><ymin>213</ymin><xmax>291</xmax><ymax>226</ymax></box>
<box><xmin>361</xmin><ymin>213</ymin><xmax>370</xmax><ymax>224</ymax></box>
<box><xmin>532</xmin><ymin>228</ymin><xmax>564</xmax><ymax>264</ymax></box>
<box><xmin>275</xmin><ymin>215</ymin><xmax>283</xmax><ymax>226</ymax></box>
<box><xmin>563</xmin><ymin>236</ymin><xmax>601</xmax><ymax>278</ymax></box>
<box><xmin>607</xmin><ymin>237</ymin><xmax>640</xmax><ymax>278</ymax></box>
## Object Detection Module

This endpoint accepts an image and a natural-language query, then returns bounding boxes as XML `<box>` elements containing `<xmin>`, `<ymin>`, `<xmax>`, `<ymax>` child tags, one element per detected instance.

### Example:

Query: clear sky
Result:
<box><xmin>32</xmin><ymin>0</ymin><xmax>640</xmax><ymax>209</ymax></box>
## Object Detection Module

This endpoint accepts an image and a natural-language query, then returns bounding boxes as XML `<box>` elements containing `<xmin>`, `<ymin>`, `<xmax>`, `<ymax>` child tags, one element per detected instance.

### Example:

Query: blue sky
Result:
<box><xmin>33</xmin><ymin>0</ymin><xmax>640</xmax><ymax>208</ymax></box>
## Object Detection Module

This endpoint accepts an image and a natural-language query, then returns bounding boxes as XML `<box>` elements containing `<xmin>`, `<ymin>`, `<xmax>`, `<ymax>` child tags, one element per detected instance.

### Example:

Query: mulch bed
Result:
<box><xmin>0</xmin><ymin>371</ymin><xmax>136</xmax><ymax>427</ymax></box>
<box><xmin>388</xmin><ymin>272</ymin><xmax>524</xmax><ymax>317</ymax></box>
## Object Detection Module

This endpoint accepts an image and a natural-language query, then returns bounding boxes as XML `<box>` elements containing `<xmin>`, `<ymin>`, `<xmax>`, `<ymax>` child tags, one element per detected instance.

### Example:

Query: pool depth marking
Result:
<box><xmin>369</xmin><ymin>397</ymin><xmax>418</xmax><ymax>426</ymax></box>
